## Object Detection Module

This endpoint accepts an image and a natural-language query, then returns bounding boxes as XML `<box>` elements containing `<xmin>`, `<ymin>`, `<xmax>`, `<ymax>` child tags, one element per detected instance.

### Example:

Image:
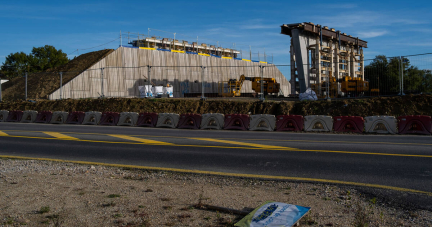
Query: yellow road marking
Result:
<box><xmin>2</xmin><ymin>130</ymin><xmax>432</xmax><ymax>146</ymax></box>
<box><xmin>109</xmin><ymin>134</ymin><xmax>174</xmax><ymax>145</ymax></box>
<box><xmin>0</xmin><ymin>131</ymin><xmax>431</xmax><ymax>158</ymax></box>
<box><xmin>0</xmin><ymin>131</ymin><xmax>8</xmax><ymax>136</ymax></box>
<box><xmin>0</xmin><ymin>154</ymin><xmax>431</xmax><ymax>197</ymax></box>
<box><xmin>190</xmin><ymin>137</ymin><xmax>296</xmax><ymax>150</ymax></box>
<box><xmin>43</xmin><ymin>132</ymin><xmax>78</xmax><ymax>140</ymax></box>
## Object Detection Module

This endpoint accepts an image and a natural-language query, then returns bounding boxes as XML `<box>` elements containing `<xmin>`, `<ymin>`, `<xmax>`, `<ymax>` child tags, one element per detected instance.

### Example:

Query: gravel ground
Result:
<box><xmin>0</xmin><ymin>159</ymin><xmax>431</xmax><ymax>227</ymax></box>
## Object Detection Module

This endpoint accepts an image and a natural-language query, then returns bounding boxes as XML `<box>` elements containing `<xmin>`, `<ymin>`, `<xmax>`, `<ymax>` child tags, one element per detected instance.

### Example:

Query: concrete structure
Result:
<box><xmin>281</xmin><ymin>22</ymin><xmax>367</xmax><ymax>96</ymax></box>
<box><xmin>48</xmin><ymin>47</ymin><xmax>290</xmax><ymax>99</ymax></box>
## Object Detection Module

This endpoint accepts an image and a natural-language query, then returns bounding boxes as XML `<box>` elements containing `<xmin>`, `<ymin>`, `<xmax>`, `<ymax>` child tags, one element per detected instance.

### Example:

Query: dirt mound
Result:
<box><xmin>1</xmin><ymin>49</ymin><xmax>114</xmax><ymax>101</ymax></box>
<box><xmin>1</xmin><ymin>95</ymin><xmax>431</xmax><ymax>117</ymax></box>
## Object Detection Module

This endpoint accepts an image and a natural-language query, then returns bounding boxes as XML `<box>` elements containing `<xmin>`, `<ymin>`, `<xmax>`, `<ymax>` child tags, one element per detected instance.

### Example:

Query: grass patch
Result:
<box><xmin>38</xmin><ymin>206</ymin><xmax>50</xmax><ymax>214</ymax></box>
<box><xmin>107</xmin><ymin>194</ymin><xmax>121</xmax><ymax>198</ymax></box>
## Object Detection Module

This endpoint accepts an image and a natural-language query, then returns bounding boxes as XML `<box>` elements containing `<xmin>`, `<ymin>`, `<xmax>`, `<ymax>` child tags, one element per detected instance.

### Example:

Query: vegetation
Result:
<box><xmin>1</xmin><ymin>45</ymin><xmax>69</xmax><ymax>79</ymax></box>
<box><xmin>365</xmin><ymin>55</ymin><xmax>432</xmax><ymax>95</ymax></box>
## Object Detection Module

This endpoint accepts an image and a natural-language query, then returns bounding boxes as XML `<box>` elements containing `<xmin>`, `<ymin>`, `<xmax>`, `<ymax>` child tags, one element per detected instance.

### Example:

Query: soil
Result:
<box><xmin>0</xmin><ymin>95</ymin><xmax>431</xmax><ymax>117</ymax></box>
<box><xmin>1</xmin><ymin>49</ymin><xmax>114</xmax><ymax>101</ymax></box>
<box><xmin>1</xmin><ymin>159</ymin><xmax>431</xmax><ymax>227</ymax></box>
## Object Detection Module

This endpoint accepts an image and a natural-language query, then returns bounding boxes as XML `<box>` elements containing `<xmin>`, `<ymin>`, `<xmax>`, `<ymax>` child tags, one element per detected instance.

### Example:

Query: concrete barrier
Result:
<box><xmin>99</xmin><ymin>112</ymin><xmax>120</xmax><ymax>126</ymax></box>
<box><xmin>364</xmin><ymin>116</ymin><xmax>397</xmax><ymax>134</ymax></box>
<box><xmin>66</xmin><ymin>111</ymin><xmax>85</xmax><ymax>124</ymax></box>
<box><xmin>82</xmin><ymin>111</ymin><xmax>102</xmax><ymax>125</ymax></box>
<box><xmin>156</xmin><ymin>113</ymin><xmax>180</xmax><ymax>128</ymax></box>
<box><xmin>224</xmin><ymin>114</ymin><xmax>250</xmax><ymax>130</ymax></box>
<box><xmin>137</xmin><ymin>113</ymin><xmax>158</xmax><ymax>127</ymax></box>
<box><xmin>117</xmin><ymin>112</ymin><xmax>139</xmax><ymax>126</ymax></box>
<box><xmin>200</xmin><ymin>113</ymin><xmax>224</xmax><ymax>130</ymax></box>
<box><xmin>35</xmin><ymin>111</ymin><xmax>53</xmax><ymax>123</ymax></box>
<box><xmin>178</xmin><ymin>114</ymin><xmax>202</xmax><ymax>129</ymax></box>
<box><xmin>304</xmin><ymin>115</ymin><xmax>333</xmax><ymax>132</ymax></box>
<box><xmin>276</xmin><ymin>115</ymin><xmax>304</xmax><ymax>131</ymax></box>
<box><xmin>249</xmin><ymin>114</ymin><xmax>276</xmax><ymax>131</ymax></box>
<box><xmin>6</xmin><ymin>110</ymin><xmax>24</xmax><ymax>122</ymax></box>
<box><xmin>0</xmin><ymin>110</ymin><xmax>9</xmax><ymax>122</ymax></box>
<box><xmin>21</xmin><ymin>110</ymin><xmax>38</xmax><ymax>123</ymax></box>
<box><xmin>333</xmin><ymin>116</ymin><xmax>364</xmax><ymax>133</ymax></box>
<box><xmin>398</xmin><ymin>115</ymin><xmax>432</xmax><ymax>135</ymax></box>
<box><xmin>50</xmin><ymin>111</ymin><xmax>69</xmax><ymax>124</ymax></box>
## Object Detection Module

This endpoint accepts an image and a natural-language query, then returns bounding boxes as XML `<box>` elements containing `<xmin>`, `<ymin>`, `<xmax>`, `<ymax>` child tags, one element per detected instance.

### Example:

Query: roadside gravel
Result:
<box><xmin>1</xmin><ymin>159</ymin><xmax>431</xmax><ymax>226</ymax></box>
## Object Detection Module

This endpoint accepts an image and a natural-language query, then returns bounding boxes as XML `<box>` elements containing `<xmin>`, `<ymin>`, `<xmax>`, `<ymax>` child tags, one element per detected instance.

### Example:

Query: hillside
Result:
<box><xmin>1</xmin><ymin>49</ymin><xmax>114</xmax><ymax>101</ymax></box>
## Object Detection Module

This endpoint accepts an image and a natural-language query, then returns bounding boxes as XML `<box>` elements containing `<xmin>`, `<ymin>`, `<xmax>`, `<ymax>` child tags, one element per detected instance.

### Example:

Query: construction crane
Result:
<box><xmin>218</xmin><ymin>74</ymin><xmax>280</xmax><ymax>97</ymax></box>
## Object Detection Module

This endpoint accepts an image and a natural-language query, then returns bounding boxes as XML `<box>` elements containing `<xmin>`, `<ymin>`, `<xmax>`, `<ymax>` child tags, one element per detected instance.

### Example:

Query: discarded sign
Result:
<box><xmin>235</xmin><ymin>201</ymin><xmax>310</xmax><ymax>227</ymax></box>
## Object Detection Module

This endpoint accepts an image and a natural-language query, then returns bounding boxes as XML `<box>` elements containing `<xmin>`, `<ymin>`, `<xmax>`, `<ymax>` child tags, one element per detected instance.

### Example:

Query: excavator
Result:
<box><xmin>218</xmin><ymin>74</ymin><xmax>280</xmax><ymax>97</ymax></box>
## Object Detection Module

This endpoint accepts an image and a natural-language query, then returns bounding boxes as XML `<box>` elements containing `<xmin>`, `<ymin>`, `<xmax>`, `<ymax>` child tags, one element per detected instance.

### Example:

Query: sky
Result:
<box><xmin>1</xmin><ymin>0</ymin><xmax>431</xmax><ymax>69</ymax></box>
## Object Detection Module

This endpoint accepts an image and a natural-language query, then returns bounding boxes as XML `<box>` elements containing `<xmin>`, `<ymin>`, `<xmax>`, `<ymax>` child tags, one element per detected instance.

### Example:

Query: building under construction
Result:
<box><xmin>48</xmin><ymin>36</ymin><xmax>290</xmax><ymax>99</ymax></box>
<box><xmin>281</xmin><ymin>22</ymin><xmax>369</xmax><ymax>98</ymax></box>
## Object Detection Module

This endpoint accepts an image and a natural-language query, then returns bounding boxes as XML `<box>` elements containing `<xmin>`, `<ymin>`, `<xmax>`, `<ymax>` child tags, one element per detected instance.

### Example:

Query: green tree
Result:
<box><xmin>0</xmin><ymin>45</ymin><xmax>69</xmax><ymax>78</ymax></box>
<box><xmin>365</xmin><ymin>55</ymin><xmax>401</xmax><ymax>95</ymax></box>
<box><xmin>0</xmin><ymin>52</ymin><xmax>30</xmax><ymax>78</ymax></box>
<box><xmin>30</xmin><ymin>45</ymin><xmax>69</xmax><ymax>72</ymax></box>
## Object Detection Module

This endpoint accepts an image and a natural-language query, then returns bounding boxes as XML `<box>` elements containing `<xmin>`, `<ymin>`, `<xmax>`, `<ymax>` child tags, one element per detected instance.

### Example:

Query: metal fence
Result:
<box><xmin>1</xmin><ymin>53</ymin><xmax>431</xmax><ymax>102</ymax></box>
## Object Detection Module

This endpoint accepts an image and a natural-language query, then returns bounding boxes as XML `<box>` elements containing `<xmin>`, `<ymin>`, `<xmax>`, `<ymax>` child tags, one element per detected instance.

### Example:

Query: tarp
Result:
<box><xmin>163</xmin><ymin>86</ymin><xmax>173</xmax><ymax>97</ymax></box>
<box><xmin>235</xmin><ymin>201</ymin><xmax>310</xmax><ymax>227</ymax></box>
<box><xmin>138</xmin><ymin>85</ymin><xmax>153</xmax><ymax>98</ymax></box>
<box><xmin>299</xmin><ymin>88</ymin><xmax>318</xmax><ymax>101</ymax></box>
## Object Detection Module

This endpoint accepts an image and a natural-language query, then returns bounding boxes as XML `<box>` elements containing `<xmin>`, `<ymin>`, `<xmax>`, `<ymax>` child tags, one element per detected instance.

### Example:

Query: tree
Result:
<box><xmin>30</xmin><ymin>45</ymin><xmax>69</xmax><ymax>72</ymax></box>
<box><xmin>0</xmin><ymin>45</ymin><xmax>69</xmax><ymax>78</ymax></box>
<box><xmin>0</xmin><ymin>52</ymin><xmax>30</xmax><ymax>78</ymax></box>
<box><xmin>365</xmin><ymin>55</ymin><xmax>401</xmax><ymax>95</ymax></box>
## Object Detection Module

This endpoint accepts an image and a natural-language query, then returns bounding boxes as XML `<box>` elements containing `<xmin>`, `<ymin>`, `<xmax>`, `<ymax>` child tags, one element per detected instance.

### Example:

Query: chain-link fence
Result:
<box><xmin>1</xmin><ymin>53</ymin><xmax>431</xmax><ymax>102</ymax></box>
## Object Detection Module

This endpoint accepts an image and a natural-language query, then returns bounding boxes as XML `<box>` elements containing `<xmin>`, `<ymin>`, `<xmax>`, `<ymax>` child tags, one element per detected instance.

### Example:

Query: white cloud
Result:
<box><xmin>357</xmin><ymin>31</ymin><xmax>388</xmax><ymax>38</ymax></box>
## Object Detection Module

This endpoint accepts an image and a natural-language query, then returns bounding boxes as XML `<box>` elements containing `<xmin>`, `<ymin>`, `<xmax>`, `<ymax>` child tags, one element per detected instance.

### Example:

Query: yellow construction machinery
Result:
<box><xmin>218</xmin><ymin>74</ymin><xmax>280</xmax><ymax>97</ymax></box>
<box><xmin>311</xmin><ymin>72</ymin><xmax>379</xmax><ymax>98</ymax></box>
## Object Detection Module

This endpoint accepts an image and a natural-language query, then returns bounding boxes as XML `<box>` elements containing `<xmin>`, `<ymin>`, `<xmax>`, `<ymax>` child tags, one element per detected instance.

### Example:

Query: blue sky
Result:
<box><xmin>1</xmin><ymin>0</ymin><xmax>431</xmax><ymax>68</ymax></box>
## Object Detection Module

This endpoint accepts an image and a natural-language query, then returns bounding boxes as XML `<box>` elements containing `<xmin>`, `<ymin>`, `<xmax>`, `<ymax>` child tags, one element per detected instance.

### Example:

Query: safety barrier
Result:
<box><xmin>177</xmin><ymin>114</ymin><xmax>202</xmax><ymax>129</ymax></box>
<box><xmin>35</xmin><ymin>111</ymin><xmax>53</xmax><ymax>123</ymax></box>
<box><xmin>6</xmin><ymin>110</ymin><xmax>23</xmax><ymax>122</ymax></box>
<box><xmin>364</xmin><ymin>116</ymin><xmax>397</xmax><ymax>134</ymax></box>
<box><xmin>136</xmin><ymin>113</ymin><xmax>158</xmax><ymax>127</ymax></box>
<box><xmin>156</xmin><ymin>113</ymin><xmax>180</xmax><ymax>128</ymax></box>
<box><xmin>82</xmin><ymin>111</ymin><xmax>103</xmax><ymax>125</ymax></box>
<box><xmin>66</xmin><ymin>111</ymin><xmax>85</xmax><ymax>124</ymax></box>
<box><xmin>21</xmin><ymin>110</ymin><xmax>38</xmax><ymax>123</ymax></box>
<box><xmin>275</xmin><ymin>115</ymin><xmax>304</xmax><ymax>132</ymax></box>
<box><xmin>117</xmin><ymin>112</ymin><xmax>139</xmax><ymax>126</ymax></box>
<box><xmin>224</xmin><ymin>114</ymin><xmax>250</xmax><ymax>130</ymax></box>
<box><xmin>0</xmin><ymin>110</ymin><xmax>9</xmax><ymax>122</ymax></box>
<box><xmin>304</xmin><ymin>115</ymin><xmax>333</xmax><ymax>132</ymax></box>
<box><xmin>249</xmin><ymin>114</ymin><xmax>276</xmax><ymax>131</ymax></box>
<box><xmin>200</xmin><ymin>113</ymin><xmax>224</xmax><ymax>130</ymax></box>
<box><xmin>99</xmin><ymin>112</ymin><xmax>120</xmax><ymax>126</ymax></box>
<box><xmin>398</xmin><ymin>115</ymin><xmax>432</xmax><ymax>135</ymax></box>
<box><xmin>333</xmin><ymin>116</ymin><xmax>364</xmax><ymax>133</ymax></box>
<box><xmin>50</xmin><ymin>111</ymin><xmax>69</xmax><ymax>124</ymax></box>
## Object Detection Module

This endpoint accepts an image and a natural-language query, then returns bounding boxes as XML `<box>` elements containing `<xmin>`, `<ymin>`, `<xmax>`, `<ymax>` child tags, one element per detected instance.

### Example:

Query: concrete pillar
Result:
<box><xmin>291</xmin><ymin>29</ymin><xmax>310</xmax><ymax>93</ymax></box>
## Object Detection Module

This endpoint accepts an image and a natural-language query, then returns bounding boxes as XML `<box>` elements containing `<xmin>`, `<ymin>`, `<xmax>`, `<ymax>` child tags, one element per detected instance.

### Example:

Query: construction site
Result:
<box><xmin>1</xmin><ymin>22</ymin><xmax>431</xmax><ymax>103</ymax></box>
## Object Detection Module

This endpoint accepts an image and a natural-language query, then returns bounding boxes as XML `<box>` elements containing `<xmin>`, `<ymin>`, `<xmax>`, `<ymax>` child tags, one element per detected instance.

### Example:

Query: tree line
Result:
<box><xmin>0</xmin><ymin>45</ymin><xmax>69</xmax><ymax>79</ymax></box>
<box><xmin>365</xmin><ymin>55</ymin><xmax>432</xmax><ymax>95</ymax></box>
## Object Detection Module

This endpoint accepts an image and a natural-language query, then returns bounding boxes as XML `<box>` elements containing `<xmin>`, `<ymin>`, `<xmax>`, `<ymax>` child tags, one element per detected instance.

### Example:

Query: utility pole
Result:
<box><xmin>120</xmin><ymin>30</ymin><xmax>122</xmax><ymax>47</ymax></box>
<box><xmin>25</xmin><ymin>72</ymin><xmax>28</xmax><ymax>100</ymax></box>
<box><xmin>101</xmin><ymin>68</ymin><xmax>104</xmax><ymax>98</ymax></box>
<box><xmin>201</xmin><ymin>66</ymin><xmax>206</xmax><ymax>100</ymax></box>
<box><xmin>249</xmin><ymin>45</ymin><xmax>252</xmax><ymax>61</ymax></box>
<box><xmin>260</xmin><ymin>66</ymin><xmax>265</xmax><ymax>101</ymax></box>
<box><xmin>60</xmin><ymin>72</ymin><xmax>63</xmax><ymax>100</ymax></box>
<box><xmin>147</xmin><ymin>65</ymin><xmax>152</xmax><ymax>98</ymax></box>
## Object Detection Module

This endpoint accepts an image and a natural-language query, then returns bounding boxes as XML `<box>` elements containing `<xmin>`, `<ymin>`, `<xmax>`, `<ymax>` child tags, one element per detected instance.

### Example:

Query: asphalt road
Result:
<box><xmin>1</xmin><ymin>122</ymin><xmax>431</xmax><ymax>208</ymax></box>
